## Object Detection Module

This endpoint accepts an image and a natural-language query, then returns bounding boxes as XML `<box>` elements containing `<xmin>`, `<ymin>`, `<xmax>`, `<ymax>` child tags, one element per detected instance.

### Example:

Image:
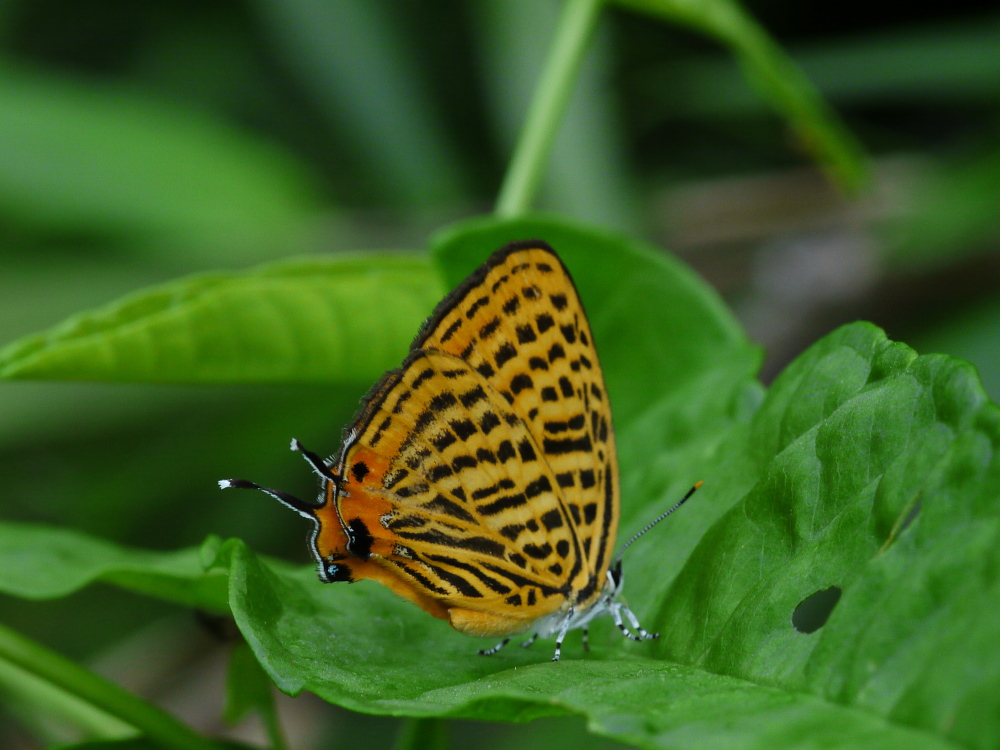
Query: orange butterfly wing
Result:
<box><xmin>311</xmin><ymin>242</ymin><xmax>619</xmax><ymax>637</ymax></box>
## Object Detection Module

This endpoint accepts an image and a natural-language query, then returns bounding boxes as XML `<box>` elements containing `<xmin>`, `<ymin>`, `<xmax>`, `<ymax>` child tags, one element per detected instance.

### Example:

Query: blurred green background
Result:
<box><xmin>0</xmin><ymin>0</ymin><xmax>998</xmax><ymax>747</ymax></box>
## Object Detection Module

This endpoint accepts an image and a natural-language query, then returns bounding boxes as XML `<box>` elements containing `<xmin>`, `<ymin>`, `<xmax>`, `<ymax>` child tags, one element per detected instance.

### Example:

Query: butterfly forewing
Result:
<box><xmin>414</xmin><ymin>245</ymin><xmax>619</xmax><ymax>599</ymax></box>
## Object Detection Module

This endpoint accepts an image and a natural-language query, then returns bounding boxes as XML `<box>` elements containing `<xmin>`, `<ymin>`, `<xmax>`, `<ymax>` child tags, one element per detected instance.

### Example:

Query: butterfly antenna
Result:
<box><xmin>614</xmin><ymin>481</ymin><xmax>702</xmax><ymax>563</ymax></box>
<box><xmin>290</xmin><ymin>438</ymin><xmax>339</xmax><ymax>484</ymax></box>
<box><xmin>218</xmin><ymin>477</ymin><xmax>320</xmax><ymax>519</ymax></box>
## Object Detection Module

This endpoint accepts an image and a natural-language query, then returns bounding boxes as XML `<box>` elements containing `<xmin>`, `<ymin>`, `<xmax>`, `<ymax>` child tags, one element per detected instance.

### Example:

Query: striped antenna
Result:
<box><xmin>614</xmin><ymin>481</ymin><xmax>702</xmax><ymax>562</ymax></box>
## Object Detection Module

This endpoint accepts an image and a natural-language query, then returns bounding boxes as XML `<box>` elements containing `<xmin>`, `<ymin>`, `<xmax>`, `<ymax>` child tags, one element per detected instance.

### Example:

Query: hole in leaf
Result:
<box><xmin>792</xmin><ymin>586</ymin><xmax>842</xmax><ymax>634</ymax></box>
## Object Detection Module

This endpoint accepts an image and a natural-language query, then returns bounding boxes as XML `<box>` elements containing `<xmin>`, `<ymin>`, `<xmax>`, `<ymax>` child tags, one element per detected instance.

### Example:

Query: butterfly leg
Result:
<box><xmin>478</xmin><ymin>638</ymin><xmax>511</xmax><ymax>656</ymax></box>
<box><xmin>581</xmin><ymin>627</ymin><xmax>590</xmax><ymax>652</ymax></box>
<box><xmin>609</xmin><ymin>603</ymin><xmax>642</xmax><ymax>641</ymax></box>
<box><xmin>520</xmin><ymin>633</ymin><xmax>538</xmax><ymax>649</ymax></box>
<box><xmin>621</xmin><ymin>605</ymin><xmax>659</xmax><ymax>640</ymax></box>
<box><xmin>551</xmin><ymin>608</ymin><xmax>575</xmax><ymax>662</ymax></box>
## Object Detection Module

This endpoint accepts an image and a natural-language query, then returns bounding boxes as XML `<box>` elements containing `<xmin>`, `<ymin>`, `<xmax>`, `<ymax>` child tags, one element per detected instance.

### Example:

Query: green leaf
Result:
<box><xmin>0</xmin><ymin>64</ymin><xmax>324</xmax><ymax>267</ymax></box>
<box><xmin>0</xmin><ymin>523</ymin><xmax>229</xmax><ymax>612</ymax></box>
<box><xmin>612</xmin><ymin>0</ymin><xmax>868</xmax><ymax>191</ymax></box>
<box><xmin>0</xmin><ymin>254</ymin><xmax>444</xmax><ymax>383</ymax></box>
<box><xmin>635</xmin><ymin>16</ymin><xmax>1000</xmax><ymax>120</ymax></box>
<box><xmin>222</xmin><ymin>312</ymin><xmax>998</xmax><ymax>747</ymax></box>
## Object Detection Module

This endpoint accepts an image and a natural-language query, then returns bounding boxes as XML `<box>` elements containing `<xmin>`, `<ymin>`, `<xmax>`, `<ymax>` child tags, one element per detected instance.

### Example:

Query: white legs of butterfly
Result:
<box><xmin>477</xmin><ymin>560</ymin><xmax>658</xmax><ymax>661</ymax></box>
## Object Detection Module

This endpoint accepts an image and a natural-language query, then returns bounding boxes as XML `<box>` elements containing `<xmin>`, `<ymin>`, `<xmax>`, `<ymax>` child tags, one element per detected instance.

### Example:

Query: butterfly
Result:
<box><xmin>221</xmin><ymin>240</ymin><xmax>698</xmax><ymax>661</ymax></box>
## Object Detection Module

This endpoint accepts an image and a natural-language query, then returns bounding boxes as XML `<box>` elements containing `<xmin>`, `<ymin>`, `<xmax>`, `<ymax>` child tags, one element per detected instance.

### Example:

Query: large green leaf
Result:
<box><xmin>220</xmin><ymin>322</ymin><xmax>995</xmax><ymax>750</ymax></box>
<box><xmin>0</xmin><ymin>255</ymin><xmax>444</xmax><ymax>383</ymax></box>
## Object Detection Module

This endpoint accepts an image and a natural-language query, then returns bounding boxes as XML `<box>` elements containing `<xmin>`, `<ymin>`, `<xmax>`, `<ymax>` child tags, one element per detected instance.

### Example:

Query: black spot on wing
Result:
<box><xmin>347</xmin><ymin>518</ymin><xmax>374</xmax><ymax>560</ymax></box>
<box><xmin>510</xmin><ymin>373</ymin><xmax>533</xmax><ymax>394</ymax></box>
<box><xmin>479</xmin><ymin>492</ymin><xmax>527</xmax><ymax>516</ymax></box>
<box><xmin>466</xmin><ymin>295</ymin><xmax>489</xmax><ymax>319</ymax></box>
<box><xmin>424</xmin><ymin>563</ymin><xmax>483</xmax><ymax>598</ymax></box>
<box><xmin>431</xmin><ymin>431</ymin><xmax>457</xmax><ymax>452</ymax></box>
<box><xmin>499</xmin><ymin>524</ymin><xmax>524</xmax><ymax>540</ymax></box>
<box><xmin>370</xmin><ymin>415</ymin><xmax>392</xmax><ymax>447</ymax></box>
<box><xmin>543</xmin><ymin>435</ymin><xmax>593</xmax><ymax>455</ymax></box>
<box><xmin>390</xmin><ymin>560</ymin><xmax>448</xmax><ymax>595</ymax></box>
<box><xmin>395</xmin><ymin>482</ymin><xmax>429</xmax><ymax>499</ymax></box>
<box><xmin>480</xmin><ymin>317</ymin><xmax>501</xmax><ymax>339</ymax></box>
<box><xmin>392</xmin><ymin>390</ymin><xmax>412</xmax><ymax>414</ymax></box>
<box><xmin>540</xmin><ymin>508</ymin><xmax>563</xmax><ymax>531</ymax></box>
<box><xmin>425</xmin><ymin>553</ymin><xmax>511</xmax><ymax>594</ymax></box>
<box><xmin>439</xmin><ymin>318</ymin><xmax>462</xmax><ymax>343</ymax></box>
<box><xmin>452</xmin><ymin>454</ymin><xmax>477</xmax><ymax>471</ymax></box>
<box><xmin>394</xmin><ymin>528</ymin><xmax>506</xmax><ymax>558</ymax></box>
<box><xmin>450</xmin><ymin>418</ymin><xmax>477</xmax><ymax>441</ymax></box>
<box><xmin>495</xmin><ymin>342</ymin><xmax>517</xmax><ymax>369</ymax></box>
<box><xmin>479</xmin><ymin>411</ymin><xmax>501</xmax><ymax>434</ymax></box>
<box><xmin>517</xmin><ymin>439</ymin><xmax>537</xmax><ymax>462</ymax></box>
<box><xmin>525</xmin><ymin>476</ymin><xmax>552</xmax><ymax>498</ymax></box>
<box><xmin>383</xmin><ymin>468</ymin><xmax>408</xmax><ymax>489</ymax></box>
<box><xmin>429</xmin><ymin>391</ymin><xmax>457</xmax><ymax>412</ymax></box>
<box><xmin>558</xmin><ymin>376</ymin><xmax>574</xmax><ymax>398</ymax></box>
<box><xmin>412</xmin><ymin>368</ymin><xmax>435</xmax><ymax>389</ymax></box>
<box><xmin>351</xmin><ymin>462</ymin><xmax>370</xmax><ymax>482</ymax></box>
<box><xmin>427</xmin><ymin>464</ymin><xmax>453</xmax><ymax>482</ymax></box>
<box><xmin>459</xmin><ymin>385</ymin><xmax>486</xmax><ymax>408</ymax></box>
<box><xmin>523</xmin><ymin>542</ymin><xmax>553</xmax><ymax>560</ymax></box>
<box><xmin>497</xmin><ymin>440</ymin><xmax>516</xmax><ymax>462</ymax></box>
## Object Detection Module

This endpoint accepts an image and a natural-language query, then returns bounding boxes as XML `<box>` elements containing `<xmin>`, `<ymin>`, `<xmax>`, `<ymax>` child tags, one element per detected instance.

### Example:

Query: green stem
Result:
<box><xmin>257</xmin><ymin>695</ymin><xmax>288</xmax><ymax>750</ymax></box>
<box><xmin>393</xmin><ymin>717</ymin><xmax>448</xmax><ymax>750</ymax></box>
<box><xmin>0</xmin><ymin>622</ymin><xmax>217</xmax><ymax>750</ymax></box>
<box><xmin>494</xmin><ymin>0</ymin><xmax>604</xmax><ymax>217</ymax></box>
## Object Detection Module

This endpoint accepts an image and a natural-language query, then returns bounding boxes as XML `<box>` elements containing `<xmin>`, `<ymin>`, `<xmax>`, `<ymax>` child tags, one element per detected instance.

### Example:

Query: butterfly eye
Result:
<box><xmin>325</xmin><ymin>563</ymin><xmax>351</xmax><ymax>583</ymax></box>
